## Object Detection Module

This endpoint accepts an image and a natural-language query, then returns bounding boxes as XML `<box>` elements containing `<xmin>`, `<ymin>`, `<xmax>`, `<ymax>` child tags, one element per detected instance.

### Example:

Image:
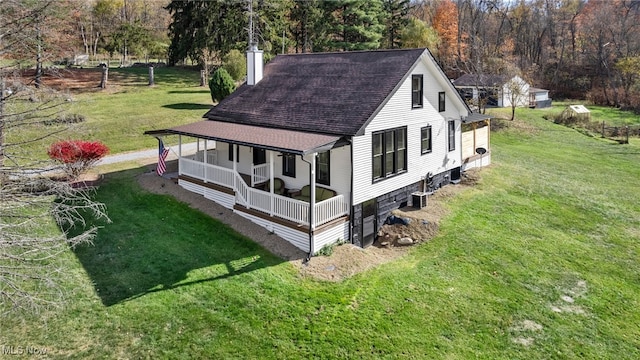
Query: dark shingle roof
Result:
<box><xmin>204</xmin><ymin>48</ymin><xmax>427</xmax><ymax>136</ymax></box>
<box><xmin>452</xmin><ymin>74</ymin><xmax>510</xmax><ymax>87</ymax></box>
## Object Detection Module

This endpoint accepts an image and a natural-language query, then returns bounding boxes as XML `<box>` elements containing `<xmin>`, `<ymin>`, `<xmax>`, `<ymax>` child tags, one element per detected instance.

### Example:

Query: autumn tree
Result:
<box><xmin>432</xmin><ymin>0</ymin><xmax>463</xmax><ymax>71</ymax></box>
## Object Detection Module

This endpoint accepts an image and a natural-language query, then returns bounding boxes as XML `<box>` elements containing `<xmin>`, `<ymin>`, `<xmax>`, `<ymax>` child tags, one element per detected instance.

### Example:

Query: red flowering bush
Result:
<box><xmin>48</xmin><ymin>140</ymin><xmax>109</xmax><ymax>180</ymax></box>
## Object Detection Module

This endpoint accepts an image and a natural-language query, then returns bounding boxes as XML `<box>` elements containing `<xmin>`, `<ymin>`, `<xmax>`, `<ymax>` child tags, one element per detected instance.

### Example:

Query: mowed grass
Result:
<box><xmin>2</xmin><ymin>106</ymin><xmax>640</xmax><ymax>358</ymax></box>
<box><xmin>68</xmin><ymin>67</ymin><xmax>213</xmax><ymax>154</ymax></box>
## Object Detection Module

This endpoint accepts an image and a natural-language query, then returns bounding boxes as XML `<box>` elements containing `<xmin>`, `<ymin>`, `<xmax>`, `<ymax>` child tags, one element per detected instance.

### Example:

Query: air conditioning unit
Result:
<box><xmin>412</xmin><ymin>191</ymin><xmax>428</xmax><ymax>209</ymax></box>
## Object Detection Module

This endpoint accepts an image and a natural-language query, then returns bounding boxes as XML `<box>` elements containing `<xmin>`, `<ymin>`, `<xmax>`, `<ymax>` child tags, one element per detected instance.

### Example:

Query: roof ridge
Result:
<box><xmin>276</xmin><ymin>48</ymin><xmax>425</xmax><ymax>57</ymax></box>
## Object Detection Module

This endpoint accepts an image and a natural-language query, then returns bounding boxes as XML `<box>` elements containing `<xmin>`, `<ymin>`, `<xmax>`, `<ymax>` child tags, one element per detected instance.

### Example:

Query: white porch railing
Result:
<box><xmin>191</xmin><ymin>150</ymin><xmax>218</xmax><ymax>165</ymax></box>
<box><xmin>251</xmin><ymin>163</ymin><xmax>269</xmax><ymax>186</ymax></box>
<box><xmin>314</xmin><ymin>194</ymin><xmax>349</xmax><ymax>227</ymax></box>
<box><xmin>180</xmin><ymin>158</ymin><xmax>349</xmax><ymax>227</ymax></box>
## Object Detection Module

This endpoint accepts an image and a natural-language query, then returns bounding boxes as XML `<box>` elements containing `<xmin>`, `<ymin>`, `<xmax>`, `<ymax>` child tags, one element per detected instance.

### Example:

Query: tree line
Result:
<box><xmin>2</xmin><ymin>0</ymin><xmax>640</xmax><ymax>110</ymax></box>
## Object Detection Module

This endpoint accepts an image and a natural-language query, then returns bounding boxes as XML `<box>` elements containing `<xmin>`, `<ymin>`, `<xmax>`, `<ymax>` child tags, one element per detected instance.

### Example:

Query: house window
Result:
<box><xmin>282</xmin><ymin>153</ymin><xmax>296</xmax><ymax>177</ymax></box>
<box><xmin>448</xmin><ymin>120</ymin><xmax>456</xmax><ymax>152</ymax></box>
<box><xmin>372</xmin><ymin>127</ymin><xmax>407</xmax><ymax>181</ymax></box>
<box><xmin>438</xmin><ymin>91</ymin><xmax>446</xmax><ymax>112</ymax></box>
<box><xmin>421</xmin><ymin>126</ymin><xmax>432</xmax><ymax>154</ymax></box>
<box><xmin>228</xmin><ymin>143</ymin><xmax>239</xmax><ymax>162</ymax></box>
<box><xmin>253</xmin><ymin>147</ymin><xmax>266</xmax><ymax>165</ymax></box>
<box><xmin>412</xmin><ymin>75</ymin><xmax>423</xmax><ymax>108</ymax></box>
<box><xmin>316</xmin><ymin>151</ymin><xmax>330</xmax><ymax>186</ymax></box>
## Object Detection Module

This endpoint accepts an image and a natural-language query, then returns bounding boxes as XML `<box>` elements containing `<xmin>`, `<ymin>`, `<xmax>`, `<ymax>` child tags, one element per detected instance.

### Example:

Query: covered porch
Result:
<box><xmin>146</xmin><ymin>120</ymin><xmax>351</xmax><ymax>251</ymax></box>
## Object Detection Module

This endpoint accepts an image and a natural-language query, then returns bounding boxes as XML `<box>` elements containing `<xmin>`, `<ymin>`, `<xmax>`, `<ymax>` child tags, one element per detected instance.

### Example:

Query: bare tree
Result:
<box><xmin>504</xmin><ymin>76</ymin><xmax>528</xmax><ymax>120</ymax></box>
<box><xmin>1</xmin><ymin>1</ymin><xmax>110</xmax><ymax>313</ymax></box>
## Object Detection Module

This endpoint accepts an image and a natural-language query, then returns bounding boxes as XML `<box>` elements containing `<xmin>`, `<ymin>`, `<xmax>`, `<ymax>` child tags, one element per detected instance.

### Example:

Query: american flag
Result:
<box><xmin>157</xmin><ymin>138</ymin><xmax>169</xmax><ymax>176</ymax></box>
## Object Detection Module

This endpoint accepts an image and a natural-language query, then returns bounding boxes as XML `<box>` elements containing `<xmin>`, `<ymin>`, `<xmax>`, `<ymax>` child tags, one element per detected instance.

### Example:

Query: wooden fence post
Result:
<box><xmin>625</xmin><ymin>126</ymin><xmax>629</xmax><ymax>144</ymax></box>
<box><xmin>148</xmin><ymin>65</ymin><xmax>154</xmax><ymax>86</ymax></box>
<box><xmin>99</xmin><ymin>64</ymin><xmax>108</xmax><ymax>89</ymax></box>
<box><xmin>602</xmin><ymin>121</ymin><xmax>605</xmax><ymax>138</ymax></box>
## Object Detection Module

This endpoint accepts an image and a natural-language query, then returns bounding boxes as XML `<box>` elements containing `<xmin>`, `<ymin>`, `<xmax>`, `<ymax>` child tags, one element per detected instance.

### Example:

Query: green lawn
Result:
<box><xmin>6</xmin><ymin>67</ymin><xmax>212</xmax><ymax>162</ymax></box>
<box><xmin>68</xmin><ymin>67</ymin><xmax>213</xmax><ymax>154</ymax></box>
<box><xmin>2</xmin><ymin>105</ymin><xmax>640</xmax><ymax>358</ymax></box>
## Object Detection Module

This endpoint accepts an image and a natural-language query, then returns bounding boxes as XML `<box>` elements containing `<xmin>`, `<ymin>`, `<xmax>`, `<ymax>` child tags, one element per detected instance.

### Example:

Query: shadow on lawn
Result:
<box><xmin>162</xmin><ymin>103</ymin><xmax>212</xmax><ymax>110</ymax></box>
<box><xmin>71</xmin><ymin>168</ymin><xmax>285</xmax><ymax>306</ymax></box>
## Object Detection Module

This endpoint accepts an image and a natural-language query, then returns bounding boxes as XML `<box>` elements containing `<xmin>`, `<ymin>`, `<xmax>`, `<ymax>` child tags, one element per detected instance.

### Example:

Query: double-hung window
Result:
<box><xmin>372</xmin><ymin>127</ymin><xmax>407</xmax><ymax>181</ymax></box>
<box><xmin>448</xmin><ymin>120</ymin><xmax>456</xmax><ymax>152</ymax></box>
<box><xmin>282</xmin><ymin>153</ymin><xmax>296</xmax><ymax>177</ymax></box>
<box><xmin>412</xmin><ymin>75</ymin><xmax>423</xmax><ymax>108</ymax></box>
<box><xmin>316</xmin><ymin>151</ymin><xmax>330</xmax><ymax>185</ymax></box>
<box><xmin>421</xmin><ymin>126</ymin><xmax>432</xmax><ymax>154</ymax></box>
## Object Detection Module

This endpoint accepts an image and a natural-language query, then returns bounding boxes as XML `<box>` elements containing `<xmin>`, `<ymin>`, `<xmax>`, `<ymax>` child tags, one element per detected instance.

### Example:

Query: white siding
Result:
<box><xmin>534</xmin><ymin>91</ymin><xmax>549</xmax><ymax>102</ymax></box>
<box><xmin>273</xmin><ymin>148</ymin><xmax>351</xmax><ymax>196</ymax></box>
<box><xmin>352</xmin><ymin>57</ymin><xmax>465</xmax><ymax>205</ymax></box>
<box><xmin>314</xmin><ymin>222</ymin><xmax>350</xmax><ymax>253</ymax></box>
<box><xmin>501</xmin><ymin>76</ymin><xmax>530</xmax><ymax>108</ymax></box>
<box><xmin>217</xmin><ymin>144</ymin><xmax>253</xmax><ymax>175</ymax></box>
<box><xmin>204</xmin><ymin>188</ymin><xmax>235</xmax><ymax>209</ymax></box>
<box><xmin>178</xmin><ymin>179</ymin><xmax>235</xmax><ymax>209</ymax></box>
<box><xmin>179</xmin><ymin>179</ymin><xmax>205</xmax><ymax>195</ymax></box>
<box><xmin>235</xmin><ymin>211</ymin><xmax>310</xmax><ymax>252</ymax></box>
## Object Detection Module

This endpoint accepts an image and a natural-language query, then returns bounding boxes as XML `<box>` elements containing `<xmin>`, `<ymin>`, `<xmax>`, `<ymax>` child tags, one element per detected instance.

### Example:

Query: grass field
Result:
<box><xmin>2</xmin><ymin>95</ymin><xmax>639</xmax><ymax>358</ymax></box>
<box><xmin>68</xmin><ymin>67</ymin><xmax>213</xmax><ymax>153</ymax></box>
<box><xmin>7</xmin><ymin>67</ymin><xmax>212</xmax><ymax>159</ymax></box>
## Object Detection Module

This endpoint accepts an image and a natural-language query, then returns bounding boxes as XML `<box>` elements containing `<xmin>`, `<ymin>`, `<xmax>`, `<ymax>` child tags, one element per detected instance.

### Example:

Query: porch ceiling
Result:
<box><xmin>145</xmin><ymin>120</ymin><xmax>343</xmax><ymax>155</ymax></box>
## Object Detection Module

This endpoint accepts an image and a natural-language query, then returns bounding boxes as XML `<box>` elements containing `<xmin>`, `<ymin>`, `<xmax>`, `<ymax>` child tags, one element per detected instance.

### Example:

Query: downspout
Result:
<box><xmin>300</xmin><ymin>153</ymin><xmax>316</xmax><ymax>262</ymax></box>
<box><xmin>347</xmin><ymin>137</ymin><xmax>354</xmax><ymax>245</ymax></box>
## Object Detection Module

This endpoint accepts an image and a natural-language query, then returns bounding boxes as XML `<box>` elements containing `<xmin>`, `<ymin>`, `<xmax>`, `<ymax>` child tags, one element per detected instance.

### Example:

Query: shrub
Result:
<box><xmin>222</xmin><ymin>49</ymin><xmax>246</xmax><ymax>81</ymax></box>
<box><xmin>48</xmin><ymin>140</ymin><xmax>109</xmax><ymax>180</ymax></box>
<box><xmin>316</xmin><ymin>238</ymin><xmax>347</xmax><ymax>257</ymax></box>
<box><xmin>44</xmin><ymin>113</ymin><xmax>86</xmax><ymax>126</ymax></box>
<box><xmin>208</xmin><ymin>68</ymin><xmax>236</xmax><ymax>103</ymax></box>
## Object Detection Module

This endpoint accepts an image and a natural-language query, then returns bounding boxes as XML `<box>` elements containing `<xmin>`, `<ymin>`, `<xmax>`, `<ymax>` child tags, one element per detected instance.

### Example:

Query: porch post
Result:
<box><xmin>203</xmin><ymin>139</ymin><xmax>207</xmax><ymax>163</ymax></box>
<box><xmin>269</xmin><ymin>151</ymin><xmax>274</xmax><ymax>216</ymax></box>
<box><xmin>232</xmin><ymin>143</ymin><xmax>237</xmax><ymax>190</ymax></box>
<box><xmin>232</xmin><ymin>144</ymin><xmax>237</xmax><ymax>172</ymax></box>
<box><xmin>196</xmin><ymin>138</ymin><xmax>200</xmax><ymax>154</ymax></box>
<box><xmin>310</xmin><ymin>153</ymin><xmax>317</xmax><ymax>253</ymax></box>
<box><xmin>178</xmin><ymin>135</ymin><xmax>182</xmax><ymax>158</ymax></box>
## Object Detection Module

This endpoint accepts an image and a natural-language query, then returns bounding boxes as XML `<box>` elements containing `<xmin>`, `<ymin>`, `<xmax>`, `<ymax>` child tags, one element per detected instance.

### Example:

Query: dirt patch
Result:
<box><xmin>292</xmin><ymin>169</ymin><xmax>482</xmax><ymax>282</ymax></box>
<box><xmin>20</xmin><ymin>68</ymin><xmax>136</xmax><ymax>94</ymax></box>
<box><xmin>135</xmin><ymin>163</ymin><xmax>482</xmax><ymax>282</ymax></box>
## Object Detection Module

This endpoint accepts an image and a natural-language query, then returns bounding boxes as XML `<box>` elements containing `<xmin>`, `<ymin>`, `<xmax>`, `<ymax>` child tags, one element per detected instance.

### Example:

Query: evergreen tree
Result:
<box><xmin>381</xmin><ymin>0</ymin><xmax>412</xmax><ymax>49</ymax></box>
<box><xmin>209</xmin><ymin>68</ymin><xmax>236</xmax><ymax>103</ymax></box>
<box><xmin>166</xmin><ymin>0</ymin><xmax>245</xmax><ymax>66</ymax></box>
<box><xmin>289</xmin><ymin>0</ymin><xmax>323</xmax><ymax>53</ymax></box>
<box><xmin>320</xmin><ymin>0</ymin><xmax>386</xmax><ymax>52</ymax></box>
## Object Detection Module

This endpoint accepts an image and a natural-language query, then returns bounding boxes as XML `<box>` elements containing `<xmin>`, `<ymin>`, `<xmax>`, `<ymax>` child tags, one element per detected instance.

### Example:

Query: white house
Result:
<box><xmin>146</xmin><ymin>48</ymin><xmax>490</xmax><ymax>256</ymax></box>
<box><xmin>453</xmin><ymin>74</ymin><xmax>551</xmax><ymax>109</ymax></box>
